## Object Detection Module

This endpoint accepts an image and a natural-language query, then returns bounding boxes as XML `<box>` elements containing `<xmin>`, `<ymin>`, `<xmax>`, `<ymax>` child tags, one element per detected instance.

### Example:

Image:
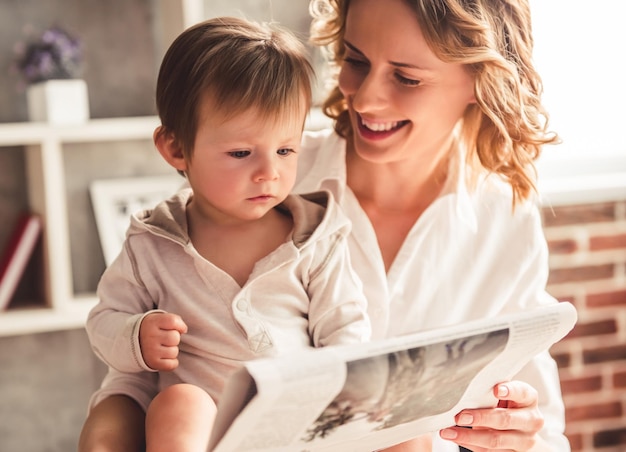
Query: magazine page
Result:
<box><xmin>210</xmin><ymin>302</ymin><xmax>577</xmax><ymax>452</ymax></box>
<box><xmin>210</xmin><ymin>348</ymin><xmax>348</xmax><ymax>452</ymax></box>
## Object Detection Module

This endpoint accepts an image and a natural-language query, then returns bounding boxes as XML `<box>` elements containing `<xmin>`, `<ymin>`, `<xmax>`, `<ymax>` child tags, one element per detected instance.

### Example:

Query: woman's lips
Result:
<box><xmin>357</xmin><ymin>114</ymin><xmax>409</xmax><ymax>140</ymax></box>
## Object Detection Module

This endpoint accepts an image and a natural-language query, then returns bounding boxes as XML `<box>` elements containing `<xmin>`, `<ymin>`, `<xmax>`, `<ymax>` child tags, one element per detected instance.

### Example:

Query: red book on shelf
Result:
<box><xmin>0</xmin><ymin>214</ymin><xmax>43</xmax><ymax>310</ymax></box>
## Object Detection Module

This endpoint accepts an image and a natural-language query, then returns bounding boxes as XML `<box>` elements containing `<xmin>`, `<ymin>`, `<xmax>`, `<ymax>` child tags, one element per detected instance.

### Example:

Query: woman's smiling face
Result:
<box><xmin>338</xmin><ymin>0</ymin><xmax>475</xmax><ymax>165</ymax></box>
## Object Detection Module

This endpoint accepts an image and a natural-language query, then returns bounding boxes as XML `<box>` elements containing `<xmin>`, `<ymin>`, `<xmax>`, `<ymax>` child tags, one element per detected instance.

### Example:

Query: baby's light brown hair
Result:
<box><xmin>155</xmin><ymin>16</ymin><xmax>314</xmax><ymax>164</ymax></box>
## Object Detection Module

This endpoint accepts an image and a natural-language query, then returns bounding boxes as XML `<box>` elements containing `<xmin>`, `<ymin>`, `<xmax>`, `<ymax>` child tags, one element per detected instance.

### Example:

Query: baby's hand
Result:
<box><xmin>139</xmin><ymin>312</ymin><xmax>188</xmax><ymax>371</ymax></box>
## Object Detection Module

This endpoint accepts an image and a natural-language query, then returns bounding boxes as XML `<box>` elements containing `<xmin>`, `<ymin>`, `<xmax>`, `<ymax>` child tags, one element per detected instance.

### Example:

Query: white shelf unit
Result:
<box><xmin>0</xmin><ymin>116</ymin><xmax>159</xmax><ymax>337</ymax></box>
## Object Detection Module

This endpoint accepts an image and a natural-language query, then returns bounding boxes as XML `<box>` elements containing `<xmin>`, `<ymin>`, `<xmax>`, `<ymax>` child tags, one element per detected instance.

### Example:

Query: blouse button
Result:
<box><xmin>236</xmin><ymin>299</ymin><xmax>249</xmax><ymax>311</ymax></box>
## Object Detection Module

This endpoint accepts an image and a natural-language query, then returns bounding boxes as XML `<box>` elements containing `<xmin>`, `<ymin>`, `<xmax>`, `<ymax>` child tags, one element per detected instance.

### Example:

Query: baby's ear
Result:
<box><xmin>154</xmin><ymin>126</ymin><xmax>187</xmax><ymax>172</ymax></box>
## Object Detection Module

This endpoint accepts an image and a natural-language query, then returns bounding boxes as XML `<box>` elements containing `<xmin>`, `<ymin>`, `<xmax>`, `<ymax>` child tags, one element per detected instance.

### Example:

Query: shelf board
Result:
<box><xmin>0</xmin><ymin>116</ymin><xmax>159</xmax><ymax>146</ymax></box>
<box><xmin>0</xmin><ymin>295</ymin><xmax>98</xmax><ymax>337</ymax></box>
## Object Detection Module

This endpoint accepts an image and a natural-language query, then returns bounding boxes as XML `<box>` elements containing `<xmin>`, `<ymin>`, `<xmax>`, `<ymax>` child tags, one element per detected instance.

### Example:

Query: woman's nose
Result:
<box><xmin>351</xmin><ymin>70</ymin><xmax>388</xmax><ymax>113</ymax></box>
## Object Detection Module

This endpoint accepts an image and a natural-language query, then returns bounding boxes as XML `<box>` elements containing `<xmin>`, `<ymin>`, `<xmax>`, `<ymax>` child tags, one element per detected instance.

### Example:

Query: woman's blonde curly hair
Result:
<box><xmin>309</xmin><ymin>0</ymin><xmax>559</xmax><ymax>205</ymax></box>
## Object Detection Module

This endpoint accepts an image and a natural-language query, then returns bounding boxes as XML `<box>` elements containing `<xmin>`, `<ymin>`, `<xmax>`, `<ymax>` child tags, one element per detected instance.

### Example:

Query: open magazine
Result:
<box><xmin>209</xmin><ymin>302</ymin><xmax>577</xmax><ymax>452</ymax></box>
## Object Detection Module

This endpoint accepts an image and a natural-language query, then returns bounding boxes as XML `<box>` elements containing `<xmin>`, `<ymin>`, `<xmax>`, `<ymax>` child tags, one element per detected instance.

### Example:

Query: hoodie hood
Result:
<box><xmin>127</xmin><ymin>188</ymin><xmax>350</xmax><ymax>250</ymax></box>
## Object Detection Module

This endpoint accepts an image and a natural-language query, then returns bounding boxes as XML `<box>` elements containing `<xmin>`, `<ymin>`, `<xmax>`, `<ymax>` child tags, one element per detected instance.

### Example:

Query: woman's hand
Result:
<box><xmin>439</xmin><ymin>381</ymin><xmax>553</xmax><ymax>451</ymax></box>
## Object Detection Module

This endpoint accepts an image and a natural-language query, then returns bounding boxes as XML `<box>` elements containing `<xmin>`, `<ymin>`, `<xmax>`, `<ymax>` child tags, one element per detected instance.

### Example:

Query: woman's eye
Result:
<box><xmin>396</xmin><ymin>73</ymin><xmax>420</xmax><ymax>87</ymax></box>
<box><xmin>344</xmin><ymin>57</ymin><xmax>369</xmax><ymax>71</ymax></box>
<box><xmin>277</xmin><ymin>148</ymin><xmax>294</xmax><ymax>156</ymax></box>
<box><xmin>228</xmin><ymin>150</ymin><xmax>251</xmax><ymax>158</ymax></box>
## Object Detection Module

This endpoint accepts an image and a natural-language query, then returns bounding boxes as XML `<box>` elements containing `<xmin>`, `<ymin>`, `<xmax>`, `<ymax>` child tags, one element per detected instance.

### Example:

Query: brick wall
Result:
<box><xmin>542</xmin><ymin>201</ymin><xmax>626</xmax><ymax>451</ymax></box>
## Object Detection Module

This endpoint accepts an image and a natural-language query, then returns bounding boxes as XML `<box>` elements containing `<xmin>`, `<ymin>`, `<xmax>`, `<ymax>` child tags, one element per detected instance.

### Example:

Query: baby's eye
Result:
<box><xmin>277</xmin><ymin>148</ymin><xmax>295</xmax><ymax>156</ymax></box>
<box><xmin>228</xmin><ymin>150</ymin><xmax>251</xmax><ymax>158</ymax></box>
<box><xmin>395</xmin><ymin>73</ymin><xmax>420</xmax><ymax>87</ymax></box>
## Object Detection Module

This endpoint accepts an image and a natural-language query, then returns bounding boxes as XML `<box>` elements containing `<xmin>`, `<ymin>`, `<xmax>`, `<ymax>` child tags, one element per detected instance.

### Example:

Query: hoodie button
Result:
<box><xmin>236</xmin><ymin>299</ymin><xmax>249</xmax><ymax>311</ymax></box>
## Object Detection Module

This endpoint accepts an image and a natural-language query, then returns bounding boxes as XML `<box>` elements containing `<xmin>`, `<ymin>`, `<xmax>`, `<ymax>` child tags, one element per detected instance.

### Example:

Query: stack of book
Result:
<box><xmin>0</xmin><ymin>213</ymin><xmax>42</xmax><ymax>311</ymax></box>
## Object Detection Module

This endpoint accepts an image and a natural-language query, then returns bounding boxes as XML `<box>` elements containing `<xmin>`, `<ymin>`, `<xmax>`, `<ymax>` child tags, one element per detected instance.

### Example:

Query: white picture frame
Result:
<box><xmin>90</xmin><ymin>175</ymin><xmax>184</xmax><ymax>266</ymax></box>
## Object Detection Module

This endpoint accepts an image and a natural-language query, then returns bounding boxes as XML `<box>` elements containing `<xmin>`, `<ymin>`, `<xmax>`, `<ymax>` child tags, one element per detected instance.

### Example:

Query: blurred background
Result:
<box><xmin>0</xmin><ymin>1</ymin><xmax>624</xmax><ymax>451</ymax></box>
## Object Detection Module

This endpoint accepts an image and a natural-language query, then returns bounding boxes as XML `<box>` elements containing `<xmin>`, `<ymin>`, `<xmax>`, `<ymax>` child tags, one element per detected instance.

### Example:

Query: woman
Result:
<box><xmin>296</xmin><ymin>0</ymin><xmax>567</xmax><ymax>450</ymax></box>
<box><xmin>80</xmin><ymin>0</ymin><xmax>568</xmax><ymax>450</ymax></box>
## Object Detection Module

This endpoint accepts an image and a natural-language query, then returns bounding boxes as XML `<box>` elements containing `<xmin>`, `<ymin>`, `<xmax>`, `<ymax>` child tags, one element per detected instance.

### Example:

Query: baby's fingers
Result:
<box><xmin>150</xmin><ymin>343</ymin><xmax>181</xmax><ymax>371</ymax></box>
<box><xmin>151</xmin><ymin>312</ymin><xmax>188</xmax><ymax>336</ymax></box>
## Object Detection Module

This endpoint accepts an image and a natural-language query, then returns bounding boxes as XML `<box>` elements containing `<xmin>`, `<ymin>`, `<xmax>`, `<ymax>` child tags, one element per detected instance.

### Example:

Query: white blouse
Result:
<box><xmin>294</xmin><ymin>129</ymin><xmax>570</xmax><ymax>450</ymax></box>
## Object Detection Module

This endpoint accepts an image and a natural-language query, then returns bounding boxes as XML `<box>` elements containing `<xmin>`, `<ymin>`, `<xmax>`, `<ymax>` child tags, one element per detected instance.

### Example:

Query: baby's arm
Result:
<box><xmin>307</xmin><ymin>231</ymin><xmax>372</xmax><ymax>347</ymax></box>
<box><xmin>86</xmin><ymin>245</ymin><xmax>172</xmax><ymax>373</ymax></box>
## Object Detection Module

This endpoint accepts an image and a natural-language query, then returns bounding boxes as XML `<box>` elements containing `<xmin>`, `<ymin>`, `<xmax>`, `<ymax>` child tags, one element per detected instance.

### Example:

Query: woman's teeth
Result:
<box><xmin>361</xmin><ymin>119</ymin><xmax>401</xmax><ymax>132</ymax></box>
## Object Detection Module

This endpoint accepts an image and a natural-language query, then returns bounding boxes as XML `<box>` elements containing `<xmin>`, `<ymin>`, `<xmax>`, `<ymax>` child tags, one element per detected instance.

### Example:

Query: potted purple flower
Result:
<box><xmin>15</xmin><ymin>26</ymin><xmax>89</xmax><ymax>124</ymax></box>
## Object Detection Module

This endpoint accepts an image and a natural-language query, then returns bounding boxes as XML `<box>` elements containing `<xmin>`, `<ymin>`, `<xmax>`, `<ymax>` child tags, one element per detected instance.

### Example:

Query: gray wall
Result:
<box><xmin>0</xmin><ymin>0</ymin><xmax>157</xmax><ymax>123</ymax></box>
<box><xmin>0</xmin><ymin>329</ymin><xmax>107</xmax><ymax>452</ymax></box>
<box><xmin>0</xmin><ymin>1</ymin><xmax>161</xmax><ymax>450</ymax></box>
<box><xmin>0</xmin><ymin>1</ymin><xmax>317</xmax><ymax>450</ymax></box>
<box><xmin>0</xmin><ymin>0</ymin><xmax>163</xmax><ymax>290</ymax></box>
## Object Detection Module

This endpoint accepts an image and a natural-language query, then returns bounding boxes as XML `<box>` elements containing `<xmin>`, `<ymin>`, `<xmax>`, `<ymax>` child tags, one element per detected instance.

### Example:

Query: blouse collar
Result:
<box><xmin>299</xmin><ymin>131</ymin><xmax>478</xmax><ymax>232</ymax></box>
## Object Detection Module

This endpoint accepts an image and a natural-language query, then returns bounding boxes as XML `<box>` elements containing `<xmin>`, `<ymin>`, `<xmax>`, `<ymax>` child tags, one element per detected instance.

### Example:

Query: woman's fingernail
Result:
<box><xmin>458</xmin><ymin>413</ymin><xmax>473</xmax><ymax>425</ymax></box>
<box><xmin>497</xmin><ymin>384</ymin><xmax>509</xmax><ymax>398</ymax></box>
<box><xmin>441</xmin><ymin>428</ymin><xmax>458</xmax><ymax>439</ymax></box>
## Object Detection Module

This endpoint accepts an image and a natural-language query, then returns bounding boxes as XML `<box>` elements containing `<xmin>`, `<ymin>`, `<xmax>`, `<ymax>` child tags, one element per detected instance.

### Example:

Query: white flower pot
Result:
<box><xmin>27</xmin><ymin>79</ymin><xmax>90</xmax><ymax>125</ymax></box>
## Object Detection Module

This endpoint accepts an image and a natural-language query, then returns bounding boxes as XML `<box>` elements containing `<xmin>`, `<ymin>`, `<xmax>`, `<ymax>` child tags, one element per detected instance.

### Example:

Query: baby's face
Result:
<box><xmin>184</xmin><ymin>99</ymin><xmax>306</xmax><ymax>224</ymax></box>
